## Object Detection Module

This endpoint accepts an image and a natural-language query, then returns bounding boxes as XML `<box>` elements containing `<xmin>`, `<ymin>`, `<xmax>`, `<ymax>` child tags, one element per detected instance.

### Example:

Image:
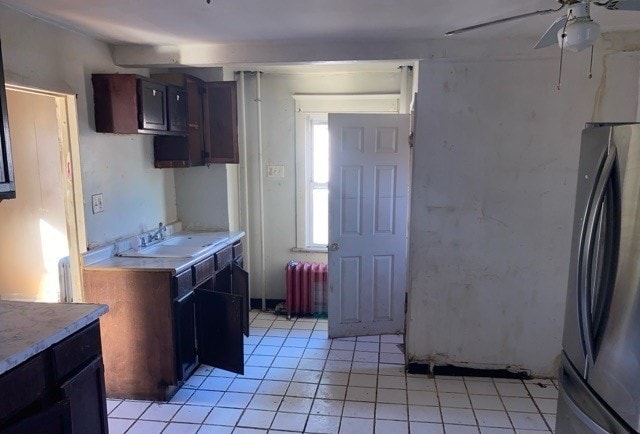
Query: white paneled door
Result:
<box><xmin>328</xmin><ymin>114</ymin><xmax>410</xmax><ymax>338</ymax></box>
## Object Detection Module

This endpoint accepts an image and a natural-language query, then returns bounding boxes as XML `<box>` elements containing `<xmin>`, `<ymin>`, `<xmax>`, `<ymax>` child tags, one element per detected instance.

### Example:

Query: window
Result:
<box><xmin>307</xmin><ymin>114</ymin><xmax>329</xmax><ymax>247</ymax></box>
<box><xmin>293</xmin><ymin>94</ymin><xmax>402</xmax><ymax>251</ymax></box>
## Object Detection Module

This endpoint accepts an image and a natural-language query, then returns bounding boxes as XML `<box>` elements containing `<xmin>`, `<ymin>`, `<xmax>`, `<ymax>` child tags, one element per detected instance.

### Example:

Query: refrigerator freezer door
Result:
<box><xmin>562</xmin><ymin>126</ymin><xmax>612</xmax><ymax>377</ymax></box>
<box><xmin>586</xmin><ymin>124</ymin><xmax>640</xmax><ymax>431</ymax></box>
<box><xmin>557</xmin><ymin>353</ymin><xmax>632</xmax><ymax>434</ymax></box>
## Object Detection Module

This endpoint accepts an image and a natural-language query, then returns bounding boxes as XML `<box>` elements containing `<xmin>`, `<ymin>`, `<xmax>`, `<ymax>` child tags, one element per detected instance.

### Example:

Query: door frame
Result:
<box><xmin>6</xmin><ymin>85</ymin><xmax>86</xmax><ymax>302</ymax></box>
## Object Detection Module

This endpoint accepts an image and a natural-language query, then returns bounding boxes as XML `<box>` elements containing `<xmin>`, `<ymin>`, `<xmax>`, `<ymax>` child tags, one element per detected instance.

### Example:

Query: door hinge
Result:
<box><xmin>408</xmin><ymin>132</ymin><xmax>415</xmax><ymax>148</ymax></box>
<box><xmin>404</xmin><ymin>293</ymin><xmax>408</xmax><ymax>314</ymax></box>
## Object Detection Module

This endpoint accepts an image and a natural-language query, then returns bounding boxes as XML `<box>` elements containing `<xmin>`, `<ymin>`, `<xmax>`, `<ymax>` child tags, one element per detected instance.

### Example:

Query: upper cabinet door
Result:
<box><xmin>138</xmin><ymin>79</ymin><xmax>167</xmax><ymax>131</ymax></box>
<box><xmin>204</xmin><ymin>81</ymin><xmax>239</xmax><ymax>164</ymax></box>
<box><xmin>232</xmin><ymin>263</ymin><xmax>250</xmax><ymax>338</ymax></box>
<box><xmin>167</xmin><ymin>86</ymin><xmax>188</xmax><ymax>133</ymax></box>
<box><xmin>0</xmin><ymin>40</ymin><xmax>16</xmax><ymax>201</ymax></box>
<box><xmin>194</xmin><ymin>287</ymin><xmax>244</xmax><ymax>375</ymax></box>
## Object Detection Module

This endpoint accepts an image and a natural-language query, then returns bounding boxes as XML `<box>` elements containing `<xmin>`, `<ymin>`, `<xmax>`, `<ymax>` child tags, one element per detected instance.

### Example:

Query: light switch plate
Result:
<box><xmin>92</xmin><ymin>193</ymin><xmax>104</xmax><ymax>214</ymax></box>
<box><xmin>267</xmin><ymin>165</ymin><xmax>285</xmax><ymax>178</ymax></box>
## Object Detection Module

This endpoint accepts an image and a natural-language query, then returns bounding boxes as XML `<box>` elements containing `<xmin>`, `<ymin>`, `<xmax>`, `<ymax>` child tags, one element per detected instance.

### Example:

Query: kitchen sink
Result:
<box><xmin>118</xmin><ymin>233</ymin><xmax>227</xmax><ymax>258</ymax></box>
<box><xmin>161</xmin><ymin>234</ymin><xmax>226</xmax><ymax>248</ymax></box>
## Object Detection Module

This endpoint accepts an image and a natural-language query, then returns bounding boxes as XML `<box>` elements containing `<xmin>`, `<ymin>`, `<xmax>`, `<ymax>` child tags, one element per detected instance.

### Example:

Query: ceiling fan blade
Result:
<box><xmin>445</xmin><ymin>6</ymin><xmax>565</xmax><ymax>36</ymax></box>
<box><xmin>534</xmin><ymin>15</ymin><xmax>569</xmax><ymax>49</ymax></box>
<box><xmin>599</xmin><ymin>0</ymin><xmax>640</xmax><ymax>10</ymax></box>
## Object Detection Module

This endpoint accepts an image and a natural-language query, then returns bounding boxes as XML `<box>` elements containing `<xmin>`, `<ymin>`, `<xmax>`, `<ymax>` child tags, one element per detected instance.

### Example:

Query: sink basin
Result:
<box><xmin>119</xmin><ymin>244</ymin><xmax>209</xmax><ymax>258</ymax></box>
<box><xmin>162</xmin><ymin>234</ymin><xmax>226</xmax><ymax>248</ymax></box>
<box><xmin>118</xmin><ymin>233</ymin><xmax>227</xmax><ymax>258</ymax></box>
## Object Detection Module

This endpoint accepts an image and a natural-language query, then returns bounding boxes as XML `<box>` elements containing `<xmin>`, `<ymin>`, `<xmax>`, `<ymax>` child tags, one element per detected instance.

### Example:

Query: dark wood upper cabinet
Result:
<box><xmin>92</xmin><ymin>74</ymin><xmax>186</xmax><ymax>135</ymax></box>
<box><xmin>137</xmin><ymin>78</ymin><xmax>167</xmax><ymax>131</ymax></box>
<box><xmin>151</xmin><ymin>74</ymin><xmax>239</xmax><ymax>167</ymax></box>
<box><xmin>0</xmin><ymin>40</ymin><xmax>16</xmax><ymax>201</ymax></box>
<box><xmin>167</xmin><ymin>86</ymin><xmax>188</xmax><ymax>133</ymax></box>
<box><xmin>204</xmin><ymin>81</ymin><xmax>239</xmax><ymax>164</ymax></box>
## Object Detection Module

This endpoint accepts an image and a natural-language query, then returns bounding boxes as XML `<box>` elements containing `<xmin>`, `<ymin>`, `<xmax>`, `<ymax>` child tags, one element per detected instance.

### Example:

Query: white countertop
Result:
<box><xmin>0</xmin><ymin>301</ymin><xmax>108</xmax><ymax>375</ymax></box>
<box><xmin>84</xmin><ymin>231</ymin><xmax>245</xmax><ymax>274</ymax></box>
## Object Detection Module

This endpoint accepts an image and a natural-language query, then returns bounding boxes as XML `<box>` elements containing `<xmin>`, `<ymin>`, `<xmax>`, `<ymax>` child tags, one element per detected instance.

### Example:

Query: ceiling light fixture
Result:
<box><xmin>558</xmin><ymin>18</ymin><xmax>601</xmax><ymax>52</ymax></box>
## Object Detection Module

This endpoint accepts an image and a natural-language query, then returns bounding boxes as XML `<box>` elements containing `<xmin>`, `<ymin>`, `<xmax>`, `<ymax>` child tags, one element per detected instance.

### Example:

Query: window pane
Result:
<box><xmin>312</xmin><ymin>188</ymin><xmax>329</xmax><ymax>246</ymax></box>
<box><xmin>313</xmin><ymin>123</ymin><xmax>329</xmax><ymax>184</ymax></box>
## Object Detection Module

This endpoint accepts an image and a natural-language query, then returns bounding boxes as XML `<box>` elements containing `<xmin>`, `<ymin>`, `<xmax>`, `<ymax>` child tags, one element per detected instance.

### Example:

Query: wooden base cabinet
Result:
<box><xmin>0</xmin><ymin>322</ymin><xmax>107</xmax><ymax>434</ymax></box>
<box><xmin>83</xmin><ymin>240</ymin><xmax>249</xmax><ymax>401</ymax></box>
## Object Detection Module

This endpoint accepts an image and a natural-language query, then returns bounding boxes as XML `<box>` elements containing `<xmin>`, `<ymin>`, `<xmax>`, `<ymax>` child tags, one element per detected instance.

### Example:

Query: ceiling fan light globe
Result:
<box><xmin>557</xmin><ymin>20</ymin><xmax>601</xmax><ymax>52</ymax></box>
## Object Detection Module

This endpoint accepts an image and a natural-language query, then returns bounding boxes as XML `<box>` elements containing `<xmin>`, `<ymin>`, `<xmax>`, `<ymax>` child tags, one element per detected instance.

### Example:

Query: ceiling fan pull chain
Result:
<box><xmin>557</xmin><ymin>17</ymin><xmax>570</xmax><ymax>91</ymax></box>
<box><xmin>588</xmin><ymin>45</ymin><xmax>595</xmax><ymax>79</ymax></box>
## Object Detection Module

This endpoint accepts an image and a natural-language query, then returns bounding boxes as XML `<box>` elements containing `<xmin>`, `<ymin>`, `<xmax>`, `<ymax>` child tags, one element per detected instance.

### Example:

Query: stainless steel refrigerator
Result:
<box><xmin>557</xmin><ymin>123</ymin><xmax>640</xmax><ymax>433</ymax></box>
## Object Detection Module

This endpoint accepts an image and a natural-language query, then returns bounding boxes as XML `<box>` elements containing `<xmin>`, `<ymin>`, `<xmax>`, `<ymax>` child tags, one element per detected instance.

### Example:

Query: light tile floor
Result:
<box><xmin>107</xmin><ymin>310</ymin><xmax>558</xmax><ymax>433</ymax></box>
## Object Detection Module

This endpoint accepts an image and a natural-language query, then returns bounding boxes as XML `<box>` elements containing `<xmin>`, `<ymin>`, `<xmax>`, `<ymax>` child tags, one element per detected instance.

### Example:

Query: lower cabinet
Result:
<box><xmin>174</xmin><ymin>241</ymin><xmax>250</xmax><ymax>379</ymax></box>
<box><xmin>59</xmin><ymin>357</ymin><xmax>108</xmax><ymax>434</ymax></box>
<box><xmin>83</xmin><ymin>239</ymin><xmax>249</xmax><ymax>401</ymax></box>
<box><xmin>1</xmin><ymin>400</ymin><xmax>71</xmax><ymax>434</ymax></box>
<box><xmin>0</xmin><ymin>322</ymin><xmax>107</xmax><ymax>434</ymax></box>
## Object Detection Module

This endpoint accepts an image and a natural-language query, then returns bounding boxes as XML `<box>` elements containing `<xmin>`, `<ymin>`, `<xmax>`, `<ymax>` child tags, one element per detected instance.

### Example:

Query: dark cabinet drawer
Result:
<box><xmin>232</xmin><ymin>241</ymin><xmax>243</xmax><ymax>261</ymax></box>
<box><xmin>215</xmin><ymin>246</ymin><xmax>233</xmax><ymax>271</ymax></box>
<box><xmin>192</xmin><ymin>256</ymin><xmax>215</xmax><ymax>287</ymax></box>
<box><xmin>51</xmin><ymin>322</ymin><xmax>101</xmax><ymax>382</ymax></box>
<box><xmin>174</xmin><ymin>269</ymin><xmax>193</xmax><ymax>299</ymax></box>
<box><xmin>0</xmin><ymin>353</ymin><xmax>47</xmax><ymax>425</ymax></box>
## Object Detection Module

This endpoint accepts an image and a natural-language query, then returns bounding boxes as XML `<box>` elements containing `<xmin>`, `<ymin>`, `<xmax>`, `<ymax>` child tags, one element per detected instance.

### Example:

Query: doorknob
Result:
<box><xmin>329</xmin><ymin>243</ymin><xmax>340</xmax><ymax>251</ymax></box>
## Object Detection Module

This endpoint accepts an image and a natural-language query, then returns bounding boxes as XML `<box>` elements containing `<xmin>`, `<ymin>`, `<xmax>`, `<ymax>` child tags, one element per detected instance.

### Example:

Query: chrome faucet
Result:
<box><xmin>148</xmin><ymin>222</ymin><xmax>166</xmax><ymax>243</ymax></box>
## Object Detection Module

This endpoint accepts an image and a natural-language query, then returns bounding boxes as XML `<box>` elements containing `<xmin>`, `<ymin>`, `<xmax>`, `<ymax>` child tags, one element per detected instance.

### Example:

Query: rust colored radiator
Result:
<box><xmin>285</xmin><ymin>261</ymin><xmax>328</xmax><ymax>318</ymax></box>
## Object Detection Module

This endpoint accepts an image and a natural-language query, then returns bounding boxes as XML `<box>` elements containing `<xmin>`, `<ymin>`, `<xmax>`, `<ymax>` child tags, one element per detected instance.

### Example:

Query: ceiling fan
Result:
<box><xmin>446</xmin><ymin>0</ymin><xmax>640</xmax><ymax>52</ymax></box>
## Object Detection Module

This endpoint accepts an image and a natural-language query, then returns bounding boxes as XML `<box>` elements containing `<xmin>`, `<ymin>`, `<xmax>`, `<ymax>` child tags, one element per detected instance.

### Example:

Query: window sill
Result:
<box><xmin>291</xmin><ymin>247</ymin><xmax>328</xmax><ymax>254</ymax></box>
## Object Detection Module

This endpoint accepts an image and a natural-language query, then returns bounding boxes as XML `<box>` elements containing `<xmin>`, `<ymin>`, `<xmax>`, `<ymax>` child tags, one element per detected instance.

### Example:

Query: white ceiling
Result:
<box><xmin>1</xmin><ymin>0</ymin><xmax>639</xmax><ymax>46</ymax></box>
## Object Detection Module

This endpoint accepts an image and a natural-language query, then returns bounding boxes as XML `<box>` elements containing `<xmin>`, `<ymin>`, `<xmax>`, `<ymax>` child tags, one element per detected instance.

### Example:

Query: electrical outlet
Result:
<box><xmin>92</xmin><ymin>193</ymin><xmax>104</xmax><ymax>214</ymax></box>
<box><xmin>267</xmin><ymin>165</ymin><xmax>285</xmax><ymax>178</ymax></box>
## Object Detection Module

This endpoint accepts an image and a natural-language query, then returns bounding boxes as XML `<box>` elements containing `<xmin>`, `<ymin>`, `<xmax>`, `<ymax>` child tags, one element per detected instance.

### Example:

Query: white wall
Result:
<box><xmin>0</xmin><ymin>5</ymin><xmax>178</xmax><ymax>249</ymax></box>
<box><xmin>407</xmin><ymin>49</ymin><xmax>640</xmax><ymax>376</ymax></box>
<box><xmin>240</xmin><ymin>69</ymin><xmax>406</xmax><ymax>301</ymax></box>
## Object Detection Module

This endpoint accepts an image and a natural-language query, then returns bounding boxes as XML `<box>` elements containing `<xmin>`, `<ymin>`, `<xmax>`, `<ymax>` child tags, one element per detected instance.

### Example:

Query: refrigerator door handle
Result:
<box><xmin>580</xmin><ymin>144</ymin><xmax>617</xmax><ymax>370</ymax></box>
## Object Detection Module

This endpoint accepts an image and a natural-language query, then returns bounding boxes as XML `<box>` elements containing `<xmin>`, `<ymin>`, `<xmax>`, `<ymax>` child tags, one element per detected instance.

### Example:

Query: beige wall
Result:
<box><xmin>0</xmin><ymin>90</ymin><xmax>67</xmax><ymax>301</ymax></box>
<box><xmin>0</xmin><ymin>4</ymin><xmax>178</xmax><ymax>250</ymax></box>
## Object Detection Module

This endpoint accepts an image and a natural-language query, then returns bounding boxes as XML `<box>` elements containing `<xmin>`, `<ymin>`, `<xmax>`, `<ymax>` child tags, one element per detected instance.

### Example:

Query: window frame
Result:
<box><xmin>293</xmin><ymin>94</ymin><xmax>401</xmax><ymax>251</ymax></box>
<box><xmin>306</xmin><ymin>114</ymin><xmax>329</xmax><ymax>249</ymax></box>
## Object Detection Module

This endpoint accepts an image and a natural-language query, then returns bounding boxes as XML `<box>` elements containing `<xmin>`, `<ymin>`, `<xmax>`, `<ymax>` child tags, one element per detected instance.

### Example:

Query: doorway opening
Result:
<box><xmin>0</xmin><ymin>85</ymin><xmax>85</xmax><ymax>303</ymax></box>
